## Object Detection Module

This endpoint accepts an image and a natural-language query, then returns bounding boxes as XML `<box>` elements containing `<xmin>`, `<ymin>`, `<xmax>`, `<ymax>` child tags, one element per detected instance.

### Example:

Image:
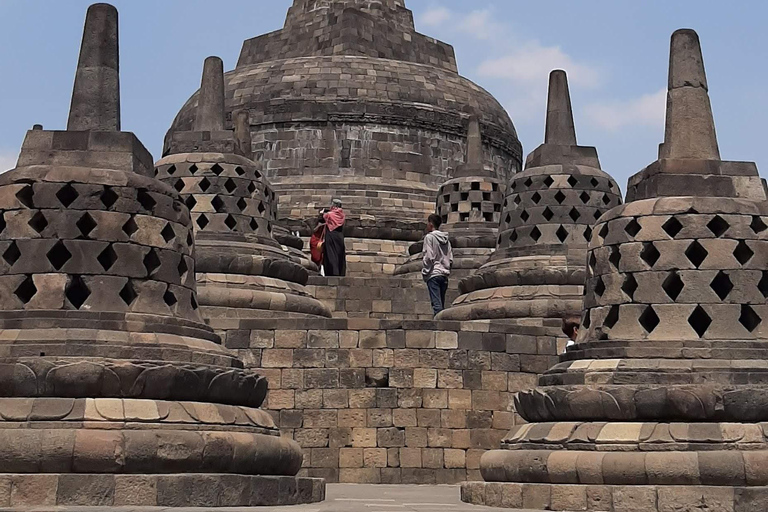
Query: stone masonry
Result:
<box><xmin>462</xmin><ymin>30</ymin><xmax>768</xmax><ymax>511</ymax></box>
<box><xmin>0</xmin><ymin>4</ymin><xmax>323</xmax><ymax>507</ymax></box>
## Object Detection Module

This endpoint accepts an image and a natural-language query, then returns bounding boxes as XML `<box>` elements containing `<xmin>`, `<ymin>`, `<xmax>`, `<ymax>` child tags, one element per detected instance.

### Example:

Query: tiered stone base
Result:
<box><xmin>0</xmin><ymin>473</ymin><xmax>325</xmax><ymax>507</ymax></box>
<box><xmin>461</xmin><ymin>481</ymin><xmax>767</xmax><ymax>510</ymax></box>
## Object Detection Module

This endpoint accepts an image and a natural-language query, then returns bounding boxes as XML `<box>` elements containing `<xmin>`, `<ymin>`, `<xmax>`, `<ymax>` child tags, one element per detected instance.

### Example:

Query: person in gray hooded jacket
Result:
<box><xmin>422</xmin><ymin>214</ymin><xmax>453</xmax><ymax>316</ymax></box>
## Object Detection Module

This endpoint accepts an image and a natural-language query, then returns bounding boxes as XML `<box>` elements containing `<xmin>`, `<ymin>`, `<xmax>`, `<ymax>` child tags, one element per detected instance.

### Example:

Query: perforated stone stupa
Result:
<box><xmin>463</xmin><ymin>30</ymin><xmax>768</xmax><ymax>511</ymax></box>
<box><xmin>0</xmin><ymin>4</ymin><xmax>323</xmax><ymax>507</ymax></box>
<box><xmin>440</xmin><ymin>70</ymin><xmax>622</xmax><ymax>322</ymax></box>
<box><xmin>156</xmin><ymin>56</ymin><xmax>331</xmax><ymax>320</ymax></box>
<box><xmin>166</xmin><ymin>0</ymin><xmax>522</xmax><ymax>276</ymax></box>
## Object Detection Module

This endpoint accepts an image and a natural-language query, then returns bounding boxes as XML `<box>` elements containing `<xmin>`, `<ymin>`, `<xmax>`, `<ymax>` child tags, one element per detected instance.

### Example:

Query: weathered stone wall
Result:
<box><xmin>216</xmin><ymin>317</ymin><xmax>560</xmax><ymax>484</ymax></box>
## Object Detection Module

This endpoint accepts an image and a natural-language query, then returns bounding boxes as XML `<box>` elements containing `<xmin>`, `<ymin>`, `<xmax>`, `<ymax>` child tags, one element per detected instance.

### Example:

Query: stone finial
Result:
<box><xmin>544</xmin><ymin>70</ymin><xmax>577</xmax><ymax>146</ymax></box>
<box><xmin>659</xmin><ymin>29</ymin><xmax>720</xmax><ymax>160</ymax></box>
<box><xmin>465</xmin><ymin>115</ymin><xmax>482</xmax><ymax>168</ymax></box>
<box><xmin>194</xmin><ymin>56</ymin><xmax>226</xmax><ymax>132</ymax></box>
<box><xmin>67</xmin><ymin>3</ymin><xmax>120</xmax><ymax>131</ymax></box>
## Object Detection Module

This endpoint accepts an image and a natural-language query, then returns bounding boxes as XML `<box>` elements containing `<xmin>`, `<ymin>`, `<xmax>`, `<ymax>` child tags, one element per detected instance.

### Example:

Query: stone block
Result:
<box><xmin>339</xmin><ymin>448</ymin><xmax>363</xmax><ymax>468</ymax></box>
<box><xmin>275</xmin><ymin>330</ymin><xmax>307</xmax><ymax>348</ymax></box>
<box><xmin>444</xmin><ymin>448</ymin><xmax>466</xmax><ymax>469</ymax></box>
<box><xmin>363</xmin><ymin>448</ymin><xmax>387</xmax><ymax>468</ymax></box>
<box><xmin>113</xmin><ymin>475</ymin><xmax>157</xmax><ymax>506</ymax></box>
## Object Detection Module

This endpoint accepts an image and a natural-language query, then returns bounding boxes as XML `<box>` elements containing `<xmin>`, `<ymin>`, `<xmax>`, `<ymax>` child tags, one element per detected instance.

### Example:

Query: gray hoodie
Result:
<box><xmin>422</xmin><ymin>230</ymin><xmax>453</xmax><ymax>281</ymax></box>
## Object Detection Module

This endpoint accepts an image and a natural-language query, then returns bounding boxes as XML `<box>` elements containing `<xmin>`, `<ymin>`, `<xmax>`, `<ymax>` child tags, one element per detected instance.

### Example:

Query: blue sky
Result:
<box><xmin>1</xmin><ymin>0</ymin><xmax>766</xmax><ymax>192</ymax></box>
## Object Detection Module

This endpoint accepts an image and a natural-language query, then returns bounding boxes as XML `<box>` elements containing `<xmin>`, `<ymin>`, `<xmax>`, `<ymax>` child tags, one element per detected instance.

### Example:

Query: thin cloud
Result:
<box><xmin>419</xmin><ymin>6</ymin><xmax>451</xmax><ymax>27</ymax></box>
<box><xmin>583</xmin><ymin>89</ymin><xmax>666</xmax><ymax>131</ymax></box>
<box><xmin>456</xmin><ymin>9</ymin><xmax>504</xmax><ymax>40</ymax></box>
<box><xmin>0</xmin><ymin>151</ymin><xmax>17</xmax><ymax>173</ymax></box>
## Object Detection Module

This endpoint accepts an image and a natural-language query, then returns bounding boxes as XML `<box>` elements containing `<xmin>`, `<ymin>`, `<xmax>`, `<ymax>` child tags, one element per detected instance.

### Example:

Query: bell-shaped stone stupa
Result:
<box><xmin>0</xmin><ymin>4</ymin><xmax>323</xmax><ymax>507</ymax></box>
<box><xmin>155</xmin><ymin>57</ymin><xmax>331</xmax><ymax>320</ymax></box>
<box><xmin>439</xmin><ymin>70</ymin><xmax>622</xmax><ymax>322</ymax></box>
<box><xmin>463</xmin><ymin>30</ymin><xmax>768</xmax><ymax>511</ymax></box>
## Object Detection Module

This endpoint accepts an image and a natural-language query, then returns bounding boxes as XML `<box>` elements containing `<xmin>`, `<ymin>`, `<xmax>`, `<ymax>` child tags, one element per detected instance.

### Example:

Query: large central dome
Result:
<box><xmin>166</xmin><ymin>0</ymin><xmax>521</xmax><ymax>247</ymax></box>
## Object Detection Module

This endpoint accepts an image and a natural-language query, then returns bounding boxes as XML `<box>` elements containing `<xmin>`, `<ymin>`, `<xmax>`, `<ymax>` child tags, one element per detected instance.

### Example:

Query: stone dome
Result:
<box><xmin>166</xmin><ymin>0</ymin><xmax>521</xmax><ymax>243</ymax></box>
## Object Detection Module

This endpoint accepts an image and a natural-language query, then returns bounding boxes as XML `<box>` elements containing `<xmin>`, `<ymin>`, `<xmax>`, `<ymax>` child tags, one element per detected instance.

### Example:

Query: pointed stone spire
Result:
<box><xmin>544</xmin><ymin>70</ymin><xmax>577</xmax><ymax>146</ymax></box>
<box><xmin>659</xmin><ymin>29</ymin><xmax>720</xmax><ymax>160</ymax></box>
<box><xmin>194</xmin><ymin>56</ymin><xmax>226</xmax><ymax>132</ymax></box>
<box><xmin>67</xmin><ymin>3</ymin><xmax>120</xmax><ymax>131</ymax></box>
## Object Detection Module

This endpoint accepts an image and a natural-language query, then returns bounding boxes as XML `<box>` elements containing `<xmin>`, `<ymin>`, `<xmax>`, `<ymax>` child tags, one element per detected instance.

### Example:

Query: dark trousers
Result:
<box><xmin>323</xmin><ymin>227</ymin><xmax>346</xmax><ymax>277</ymax></box>
<box><xmin>426</xmin><ymin>275</ymin><xmax>449</xmax><ymax>317</ymax></box>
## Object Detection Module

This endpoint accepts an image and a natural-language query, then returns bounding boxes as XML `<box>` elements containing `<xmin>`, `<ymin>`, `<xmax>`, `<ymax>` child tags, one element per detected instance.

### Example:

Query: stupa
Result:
<box><xmin>463</xmin><ymin>30</ymin><xmax>768</xmax><ymax>511</ymax></box>
<box><xmin>165</xmin><ymin>0</ymin><xmax>522</xmax><ymax>276</ymax></box>
<box><xmin>0</xmin><ymin>4</ymin><xmax>323</xmax><ymax>507</ymax></box>
<box><xmin>439</xmin><ymin>70</ymin><xmax>622</xmax><ymax>322</ymax></box>
<box><xmin>155</xmin><ymin>56</ymin><xmax>331</xmax><ymax>320</ymax></box>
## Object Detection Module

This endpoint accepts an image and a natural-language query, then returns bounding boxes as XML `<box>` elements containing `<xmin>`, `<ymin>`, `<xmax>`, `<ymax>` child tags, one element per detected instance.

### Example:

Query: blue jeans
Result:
<box><xmin>426</xmin><ymin>276</ymin><xmax>449</xmax><ymax>317</ymax></box>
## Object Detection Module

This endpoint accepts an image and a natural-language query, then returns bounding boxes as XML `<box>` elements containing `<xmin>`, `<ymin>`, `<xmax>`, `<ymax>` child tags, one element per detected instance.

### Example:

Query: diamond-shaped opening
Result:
<box><xmin>211</xmin><ymin>163</ymin><xmax>224</xmax><ymax>176</ymax></box>
<box><xmin>0</xmin><ymin>213</ymin><xmax>5</xmax><ymax>235</ymax></box>
<box><xmin>14</xmin><ymin>275</ymin><xmax>37</xmax><ymax>304</ymax></box>
<box><xmin>56</xmin><ymin>183</ymin><xmax>79</xmax><ymax>207</ymax></box>
<box><xmin>76</xmin><ymin>213</ymin><xmax>97</xmax><ymax>238</ymax></box>
<box><xmin>589</xmin><ymin>177</ymin><xmax>599</xmax><ymax>188</ymax></box>
<box><xmin>556</xmin><ymin>225</ymin><xmax>569</xmax><ymax>243</ymax></box>
<box><xmin>624</xmin><ymin>218</ymin><xmax>642</xmax><ymax>237</ymax></box>
<box><xmin>235</xmin><ymin>166</ymin><xmax>245</xmax><ymax>176</ymax></box>
<box><xmin>589</xmin><ymin>252</ymin><xmax>597</xmax><ymax>271</ymax></box>
<box><xmin>211</xmin><ymin>195</ymin><xmax>225</xmax><ymax>213</ymax></box>
<box><xmin>569</xmin><ymin>207</ymin><xmax>581</xmax><ymax>222</ymax></box>
<box><xmin>190</xmin><ymin>294</ymin><xmax>199</xmax><ymax>310</ymax></box>
<box><xmin>582</xmin><ymin>310</ymin><xmax>591</xmax><ymax>329</ymax></box>
<box><xmin>710</xmin><ymin>271</ymin><xmax>734</xmax><ymax>300</ymax></box>
<box><xmin>46</xmin><ymin>241</ymin><xmax>71</xmax><ymax>271</ymax></box>
<box><xmin>258</xmin><ymin>202</ymin><xmax>266</xmax><ymax>214</ymax></box>
<box><xmin>513</xmin><ymin>195</ymin><xmax>521</xmax><ymax>205</ymax></box>
<box><xmin>594</xmin><ymin>210</ymin><xmax>602</xmax><ymax>221</ymax></box>
<box><xmin>568</xmin><ymin>176</ymin><xmax>579</xmax><ymax>188</ymax></box>
<box><xmin>640</xmin><ymin>242</ymin><xmax>660</xmax><ymax>268</ymax></box>
<box><xmin>604</xmin><ymin>305</ymin><xmax>619</xmax><ymax>329</ymax></box>
<box><xmin>751</xmin><ymin>216</ymin><xmax>768</xmax><ymax>234</ymax></box>
<box><xmin>594</xmin><ymin>276</ymin><xmax>605</xmax><ymax>297</ymax></box>
<box><xmin>28</xmin><ymin>211</ymin><xmax>48</xmax><ymax>234</ymax></box>
<box><xmin>237</xmin><ymin>198</ymin><xmax>247</xmax><ymax>212</ymax></box>
<box><xmin>520</xmin><ymin>210</ymin><xmax>529</xmax><ymax>222</ymax></box>
<box><xmin>122</xmin><ymin>217</ymin><xmax>138</xmax><ymax>237</ymax></box>
<box><xmin>554</xmin><ymin>191</ymin><xmax>566</xmax><ymax>204</ymax></box>
<box><xmin>65</xmin><ymin>275</ymin><xmax>90</xmax><ymax>309</ymax></box>
<box><xmin>166</xmin><ymin>164</ymin><xmax>177</xmax><ymax>175</ymax></box>
<box><xmin>580</xmin><ymin>191</ymin><xmax>590</xmax><ymax>204</ymax></box>
<box><xmin>734</xmin><ymin>240</ymin><xmax>754</xmax><ymax>265</ymax></box>
<box><xmin>609</xmin><ymin>246</ymin><xmax>621</xmax><ymax>269</ymax></box>
<box><xmin>15</xmin><ymin>185</ymin><xmax>34</xmax><ymax>208</ymax></box>
<box><xmin>602</xmin><ymin>194</ymin><xmax>611</xmax><ymax>205</ymax></box>
<box><xmin>685</xmin><ymin>240</ymin><xmax>708</xmax><ymax>268</ymax></box>
<box><xmin>621</xmin><ymin>273</ymin><xmax>638</xmax><ymax>299</ymax></box>
<box><xmin>542</xmin><ymin>207</ymin><xmax>554</xmax><ymax>221</ymax></box>
<box><xmin>100</xmin><ymin>187</ymin><xmax>118</xmax><ymax>208</ymax></box>
<box><xmin>97</xmin><ymin>245</ymin><xmax>118</xmax><ymax>271</ymax></box>
<box><xmin>3</xmin><ymin>242</ymin><xmax>20</xmax><ymax>266</ymax></box>
<box><xmin>510</xmin><ymin>182</ymin><xmax>517</xmax><ymax>191</ymax></box>
<box><xmin>662</xmin><ymin>271</ymin><xmax>684</xmax><ymax>301</ymax></box>
<box><xmin>196</xmin><ymin>214</ymin><xmax>210</xmax><ymax>230</ymax></box>
<box><xmin>178</xmin><ymin>257</ymin><xmax>189</xmax><ymax>280</ymax></box>
<box><xmin>186</xmin><ymin>232</ymin><xmax>193</xmax><ymax>246</ymax></box>
<box><xmin>688</xmin><ymin>305</ymin><xmax>711</xmax><ymax>338</ymax></box>
<box><xmin>161</xmin><ymin>223</ymin><xmax>175</xmax><ymax>243</ymax></box>
<box><xmin>174</xmin><ymin>179</ymin><xmax>185</xmax><ymax>192</ymax></box>
<box><xmin>599</xmin><ymin>224</ymin><xmax>609</xmax><ymax>240</ymax></box>
<box><xmin>189</xmin><ymin>164</ymin><xmax>199</xmax><ymax>175</ymax></box>
<box><xmin>224</xmin><ymin>178</ymin><xmax>237</xmax><ymax>193</ymax></box>
<box><xmin>247</xmin><ymin>182</ymin><xmax>256</xmax><ymax>194</ymax></box>
<box><xmin>249</xmin><ymin>218</ymin><xmax>258</xmax><ymax>231</ymax></box>
<box><xmin>707</xmin><ymin>215</ymin><xmax>730</xmax><ymax>238</ymax></box>
<box><xmin>199</xmin><ymin>178</ymin><xmax>211</xmax><ymax>192</ymax></box>
<box><xmin>119</xmin><ymin>280</ymin><xmax>138</xmax><ymax>306</ymax></box>
<box><xmin>185</xmin><ymin>196</ymin><xmax>197</xmax><ymax>211</ymax></box>
<box><xmin>584</xmin><ymin>226</ymin><xmax>592</xmax><ymax>242</ymax></box>
<box><xmin>740</xmin><ymin>304</ymin><xmax>762</xmax><ymax>333</ymax></box>
<box><xmin>531</xmin><ymin>192</ymin><xmax>541</xmax><ymax>204</ymax></box>
<box><xmin>225</xmin><ymin>214</ymin><xmax>238</xmax><ymax>231</ymax></box>
<box><xmin>639</xmin><ymin>306</ymin><xmax>661</xmax><ymax>333</ymax></box>
<box><xmin>163</xmin><ymin>288</ymin><xmax>178</xmax><ymax>307</ymax></box>
<box><xmin>503</xmin><ymin>214</ymin><xmax>511</xmax><ymax>226</ymax></box>
<box><xmin>524</xmin><ymin>178</ymin><xmax>533</xmax><ymax>188</ymax></box>
<box><xmin>143</xmin><ymin>249</ymin><xmax>161</xmax><ymax>276</ymax></box>
<box><xmin>662</xmin><ymin>217</ymin><xmax>683</xmax><ymax>238</ymax></box>
<box><xmin>543</xmin><ymin>176</ymin><xmax>554</xmax><ymax>188</ymax></box>
<box><xmin>530</xmin><ymin>226</ymin><xmax>541</xmax><ymax>241</ymax></box>
<box><xmin>137</xmin><ymin>189</ymin><xmax>156</xmax><ymax>211</ymax></box>
<box><xmin>509</xmin><ymin>229</ymin><xmax>518</xmax><ymax>243</ymax></box>
<box><xmin>759</xmin><ymin>271</ymin><xmax>768</xmax><ymax>299</ymax></box>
